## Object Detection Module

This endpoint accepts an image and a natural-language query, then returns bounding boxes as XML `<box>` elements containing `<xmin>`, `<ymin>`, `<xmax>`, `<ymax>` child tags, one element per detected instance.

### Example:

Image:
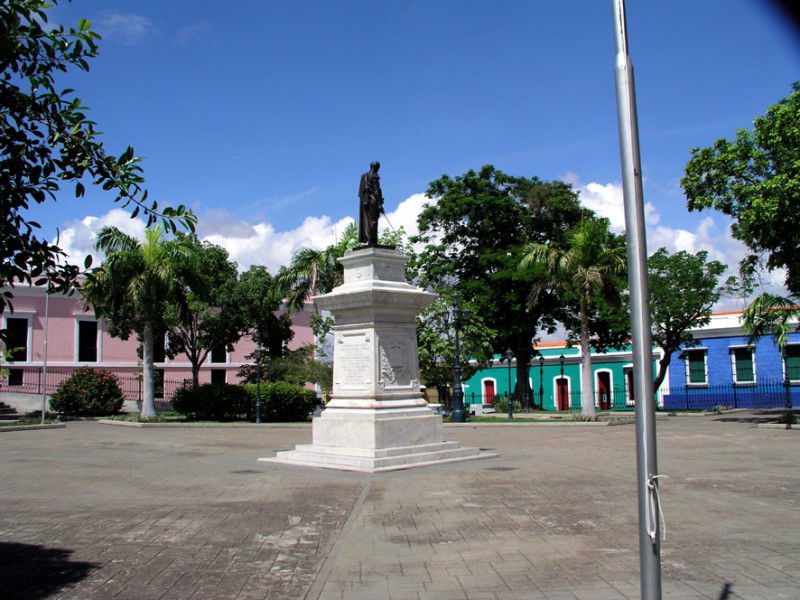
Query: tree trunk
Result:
<box><xmin>580</xmin><ymin>300</ymin><xmax>595</xmax><ymax>416</ymax></box>
<box><xmin>653</xmin><ymin>350</ymin><xmax>671</xmax><ymax>393</ymax></box>
<box><xmin>191</xmin><ymin>362</ymin><xmax>200</xmax><ymax>389</ymax></box>
<box><xmin>141</xmin><ymin>322</ymin><xmax>157</xmax><ymax>419</ymax></box>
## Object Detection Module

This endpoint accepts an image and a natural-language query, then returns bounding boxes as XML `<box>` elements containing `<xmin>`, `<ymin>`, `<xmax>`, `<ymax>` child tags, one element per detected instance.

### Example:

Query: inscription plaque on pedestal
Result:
<box><xmin>335</xmin><ymin>333</ymin><xmax>371</xmax><ymax>390</ymax></box>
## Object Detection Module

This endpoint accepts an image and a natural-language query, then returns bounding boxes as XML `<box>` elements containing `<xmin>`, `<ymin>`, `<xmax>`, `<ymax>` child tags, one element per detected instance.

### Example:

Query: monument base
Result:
<box><xmin>260</xmin><ymin>402</ymin><xmax>495</xmax><ymax>472</ymax></box>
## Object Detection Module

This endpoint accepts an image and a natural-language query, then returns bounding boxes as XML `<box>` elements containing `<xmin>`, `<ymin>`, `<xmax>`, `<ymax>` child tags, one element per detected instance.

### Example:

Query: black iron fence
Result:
<box><xmin>0</xmin><ymin>365</ymin><xmax>185</xmax><ymax>408</ymax></box>
<box><xmin>662</xmin><ymin>379</ymin><xmax>799</xmax><ymax>411</ymax></box>
<box><xmin>465</xmin><ymin>380</ymin><xmax>800</xmax><ymax>412</ymax></box>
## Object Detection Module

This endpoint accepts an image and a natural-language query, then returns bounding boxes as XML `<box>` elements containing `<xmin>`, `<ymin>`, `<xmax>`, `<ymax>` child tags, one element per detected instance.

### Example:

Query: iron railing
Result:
<box><xmin>0</xmin><ymin>365</ymin><xmax>186</xmax><ymax>408</ymax></box>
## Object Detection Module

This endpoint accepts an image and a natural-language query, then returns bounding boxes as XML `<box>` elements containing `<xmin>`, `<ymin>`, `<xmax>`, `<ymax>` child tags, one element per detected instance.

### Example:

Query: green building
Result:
<box><xmin>461</xmin><ymin>341</ymin><xmax>663</xmax><ymax>412</ymax></box>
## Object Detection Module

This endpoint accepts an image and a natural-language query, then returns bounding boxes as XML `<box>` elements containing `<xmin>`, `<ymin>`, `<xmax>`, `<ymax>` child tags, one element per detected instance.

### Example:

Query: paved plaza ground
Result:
<box><xmin>1</xmin><ymin>414</ymin><xmax>798</xmax><ymax>600</ymax></box>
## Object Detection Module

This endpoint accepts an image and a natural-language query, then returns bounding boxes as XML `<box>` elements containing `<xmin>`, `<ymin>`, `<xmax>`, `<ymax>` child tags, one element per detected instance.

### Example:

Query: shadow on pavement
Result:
<box><xmin>712</xmin><ymin>409</ymin><xmax>792</xmax><ymax>424</ymax></box>
<box><xmin>0</xmin><ymin>542</ymin><xmax>98</xmax><ymax>599</ymax></box>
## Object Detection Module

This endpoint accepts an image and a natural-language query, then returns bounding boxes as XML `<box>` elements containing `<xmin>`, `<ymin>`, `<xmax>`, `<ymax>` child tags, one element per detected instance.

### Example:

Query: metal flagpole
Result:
<box><xmin>40</xmin><ymin>274</ymin><xmax>50</xmax><ymax>424</ymax></box>
<box><xmin>610</xmin><ymin>1</ymin><xmax>663</xmax><ymax>598</ymax></box>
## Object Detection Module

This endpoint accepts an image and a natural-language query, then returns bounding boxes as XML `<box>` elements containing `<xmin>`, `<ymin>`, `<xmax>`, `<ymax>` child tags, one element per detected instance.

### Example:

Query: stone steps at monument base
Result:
<box><xmin>262</xmin><ymin>444</ymin><xmax>495</xmax><ymax>473</ymax></box>
<box><xmin>292</xmin><ymin>441</ymin><xmax>462</xmax><ymax>458</ymax></box>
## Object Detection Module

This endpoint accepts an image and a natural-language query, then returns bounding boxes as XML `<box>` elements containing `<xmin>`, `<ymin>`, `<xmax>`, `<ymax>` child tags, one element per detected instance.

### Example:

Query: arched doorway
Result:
<box><xmin>555</xmin><ymin>377</ymin><xmax>569</xmax><ymax>411</ymax></box>
<box><xmin>597</xmin><ymin>371</ymin><xmax>611</xmax><ymax>410</ymax></box>
<box><xmin>483</xmin><ymin>380</ymin><xmax>496</xmax><ymax>405</ymax></box>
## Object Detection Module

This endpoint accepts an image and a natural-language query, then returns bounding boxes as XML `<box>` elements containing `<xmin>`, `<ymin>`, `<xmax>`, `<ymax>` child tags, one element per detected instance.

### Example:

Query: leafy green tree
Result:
<box><xmin>239</xmin><ymin>265</ymin><xmax>294</xmax><ymax>359</ymax></box>
<box><xmin>164</xmin><ymin>239</ymin><xmax>249</xmax><ymax>388</ymax></box>
<box><xmin>239</xmin><ymin>344</ymin><xmax>332</xmax><ymax>400</ymax></box>
<box><xmin>682</xmin><ymin>83</ymin><xmax>800</xmax><ymax>295</ymax></box>
<box><xmin>648</xmin><ymin>248</ymin><xmax>734</xmax><ymax>392</ymax></box>
<box><xmin>1</xmin><ymin>0</ymin><xmax>194</xmax><ymax>316</ymax></box>
<box><xmin>416</xmin><ymin>295</ymin><xmax>496</xmax><ymax>400</ymax></box>
<box><xmin>521</xmin><ymin>218</ymin><xmax>627</xmax><ymax>415</ymax></box>
<box><xmin>411</xmin><ymin>165</ymin><xmax>586</xmax><ymax>405</ymax></box>
<box><xmin>81</xmin><ymin>226</ymin><xmax>198</xmax><ymax>419</ymax></box>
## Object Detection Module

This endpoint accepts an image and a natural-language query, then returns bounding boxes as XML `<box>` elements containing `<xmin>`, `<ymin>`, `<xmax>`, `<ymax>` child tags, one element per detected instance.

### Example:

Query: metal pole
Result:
<box><xmin>611</xmin><ymin>1</ymin><xmax>662</xmax><ymax>598</ymax></box>
<box><xmin>539</xmin><ymin>356</ymin><xmax>544</xmax><ymax>410</ymax></box>
<box><xmin>451</xmin><ymin>303</ymin><xmax>466</xmax><ymax>423</ymax></box>
<box><xmin>505</xmin><ymin>349</ymin><xmax>514</xmax><ymax>420</ymax></box>
<box><xmin>40</xmin><ymin>277</ymin><xmax>50</xmax><ymax>424</ymax></box>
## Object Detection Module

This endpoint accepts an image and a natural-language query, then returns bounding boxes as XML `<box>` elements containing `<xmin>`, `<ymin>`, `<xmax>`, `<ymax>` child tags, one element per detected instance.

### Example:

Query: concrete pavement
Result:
<box><xmin>0</xmin><ymin>415</ymin><xmax>798</xmax><ymax>599</ymax></box>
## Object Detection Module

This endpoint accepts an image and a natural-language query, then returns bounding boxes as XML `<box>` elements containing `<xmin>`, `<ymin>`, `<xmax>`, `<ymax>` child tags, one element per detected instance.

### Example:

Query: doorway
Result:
<box><xmin>555</xmin><ymin>377</ymin><xmax>569</xmax><ymax>411</ymax></box>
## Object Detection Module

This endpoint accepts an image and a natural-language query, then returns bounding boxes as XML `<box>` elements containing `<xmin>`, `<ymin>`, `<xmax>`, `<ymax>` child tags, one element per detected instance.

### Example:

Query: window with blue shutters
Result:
<box><xmin>732</xmin><ymin>347</ymin><xmax>755</xmax><ymax>383</ymax></box>
<box><xmin>686</xmin><ymin>349</ymin><xmax>707</xmax><ymax>384</ymax></box>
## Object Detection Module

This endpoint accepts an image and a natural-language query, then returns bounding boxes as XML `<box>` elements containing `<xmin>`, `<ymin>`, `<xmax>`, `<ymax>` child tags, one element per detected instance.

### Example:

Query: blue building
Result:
<box><xmin>662</xmin><ymin>310</ymin><xmax>800</xmax><ymax>410</ymax></box>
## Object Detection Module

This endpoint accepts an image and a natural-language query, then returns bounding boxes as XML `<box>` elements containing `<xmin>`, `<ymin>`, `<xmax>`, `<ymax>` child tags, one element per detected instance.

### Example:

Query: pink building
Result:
<box><xmin>0</xmin><ymin>283</ymin><xmax>315</xmax><ymax>411</ymax></box>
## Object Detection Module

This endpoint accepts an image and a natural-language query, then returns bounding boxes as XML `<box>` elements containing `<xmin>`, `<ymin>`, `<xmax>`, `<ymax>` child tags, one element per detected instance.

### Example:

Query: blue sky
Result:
<box><xmin>31</xmin><ymin>1</ymin><xmax>799</xmax><ymax>295</ymax></box>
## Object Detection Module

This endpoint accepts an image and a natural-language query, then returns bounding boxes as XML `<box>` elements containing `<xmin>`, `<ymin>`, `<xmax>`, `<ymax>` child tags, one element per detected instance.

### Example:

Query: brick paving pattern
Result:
<box><xmin>1</xmin><ymin>415</ymin><xmax>798</xmax><ymax>599</ymax></box>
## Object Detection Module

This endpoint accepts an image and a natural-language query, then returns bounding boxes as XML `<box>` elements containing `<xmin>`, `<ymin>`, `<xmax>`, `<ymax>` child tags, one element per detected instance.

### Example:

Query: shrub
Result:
<box><xmin>243</xmin><ymin>382</ymin><xmax>318</xmax><ymax>422</ymax></box>
<box><xmin>493</xmin><ymin>395</ymin><xmax>523</xmax><ymax>414</ymax></box>
<box><xmin>172</xmin><ymin>383</ymin><xmax>251</xmax><ymax>421</ymax></box>
<box><xmin>50</xmin><ymin>368</ymin><xmax>125</xmax><ymax>416</ymax></box>
<box><xmin>171</xmin><ymin>382</ymin><xmax>317</xmax><ymax>422</ymax></box>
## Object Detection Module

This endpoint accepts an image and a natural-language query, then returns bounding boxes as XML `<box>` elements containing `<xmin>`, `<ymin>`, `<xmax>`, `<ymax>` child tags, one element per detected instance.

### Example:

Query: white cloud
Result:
<box><xmin>203</xmin><ymin>214</ymin><xmax>355</xmax><ymax>273</ymax></box>
<box><xmin>96</xmin><ymin>12</ymin><xmax>156</xmax><ymax>44</ymax></box>
<box><xmin>56</xmin><ymin>208</ymin><xmax>147</xmax><ymax>266</ymax></box>
<box><xmin>379</xmin><ymin>193</ymin><xmax>431</xmax><ymax>239</ymax></box>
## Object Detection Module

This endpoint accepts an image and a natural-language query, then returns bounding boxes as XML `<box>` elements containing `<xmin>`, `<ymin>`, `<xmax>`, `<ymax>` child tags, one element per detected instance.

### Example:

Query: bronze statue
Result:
<box><xmin>358</xmin><ymin>161</ymin><xmax>383</xmax><ymax>246</ymax></box>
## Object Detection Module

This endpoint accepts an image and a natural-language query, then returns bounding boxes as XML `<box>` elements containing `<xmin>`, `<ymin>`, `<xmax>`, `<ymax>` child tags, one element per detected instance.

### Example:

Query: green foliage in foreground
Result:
<box><xmin>50</xmin><ymin>368</ymin><xmax>125</xmax><ymax>416</ymax></box>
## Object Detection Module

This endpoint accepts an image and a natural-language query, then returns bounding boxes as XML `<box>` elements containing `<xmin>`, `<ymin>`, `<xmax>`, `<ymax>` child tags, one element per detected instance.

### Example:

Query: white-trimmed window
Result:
<box><xmin>74</xmin><ymin>317</ymin><xmax>100</xmax><ymax>363</ymax></box>
<box><xmin>3</xmin><ymin>315</ymin><xmax>31</xmax><ymax>362</ymax></box>
<box><xmin>784</xmin><ymin>345</ymin><xmax>800</xmax><ymax>382</ymax></box>
<box><xmin>685</xmin><ymin>349</ymin><xmax>708</xmax><ymax>385</ymax></box>
<box><xmin>623</xmin><ymin>366</ymin><xmax>635</xmax><ymax>404</ymax></box>
<box><xmin>730</xmin><ymin>346</ymin><xmax>756</xmax><ymax>384</ymax></box>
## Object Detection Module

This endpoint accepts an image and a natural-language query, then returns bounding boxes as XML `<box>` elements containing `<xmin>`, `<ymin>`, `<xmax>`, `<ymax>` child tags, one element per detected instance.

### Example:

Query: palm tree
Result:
<box><xmin>743</xmin><ymin>292</ymin><xmax>800</xmax><ymax>425</ymax></box>
<box><xmin>276</xmin><ymin>222</ymin><xmax>358</xmax><ymax>313</ymax></box>
<box><xmin>520</xmin><ymin>218</ymin><xmax>626</xmax><ymax>416</ymax></box>
<box><xmin>81</xmin><ymin>226</ymin><xmax>198</xmax><ymax>419</ymax></box>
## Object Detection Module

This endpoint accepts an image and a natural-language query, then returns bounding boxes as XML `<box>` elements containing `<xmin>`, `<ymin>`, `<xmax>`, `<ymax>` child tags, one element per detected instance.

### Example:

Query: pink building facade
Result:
<box><xmin>0</xmin><ymin>284</ymin><xmax>315</xmax><ymax>409</ymax></box>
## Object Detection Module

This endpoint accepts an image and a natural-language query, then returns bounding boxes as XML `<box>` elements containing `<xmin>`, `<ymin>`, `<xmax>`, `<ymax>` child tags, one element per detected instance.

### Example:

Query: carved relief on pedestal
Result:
<box><xmin>377</xmin><ymin>335</ymin><xmax>413</xmax><ymax>390</ymax></box>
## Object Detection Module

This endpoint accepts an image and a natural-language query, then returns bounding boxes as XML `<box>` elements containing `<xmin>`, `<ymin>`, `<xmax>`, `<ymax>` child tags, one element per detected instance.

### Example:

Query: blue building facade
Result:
<box><xmin>662</xmin><ymin>311</ymin><xmax>800</xmax><ymax>410</ymax></box>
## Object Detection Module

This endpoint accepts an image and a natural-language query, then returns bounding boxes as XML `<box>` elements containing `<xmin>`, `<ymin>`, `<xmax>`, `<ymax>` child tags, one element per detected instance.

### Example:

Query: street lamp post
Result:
<box><xmin>505</xmin><ymin>349</ymin><xmax>514</xmax><ymax>420</ymax></box>
<box><xmin>538</xmin><ymin>355</ymin><xmax>544</xmax><ymax>411</ymax></box>
<box><xmin>444</xmin><ymin>294</ymin><xmax>469</xmax><ymax>423</ymax></box>
<box><xmin>254</xmin><ymin>345</ymin><xmax>265</xmax><ymax>424</ymax></box>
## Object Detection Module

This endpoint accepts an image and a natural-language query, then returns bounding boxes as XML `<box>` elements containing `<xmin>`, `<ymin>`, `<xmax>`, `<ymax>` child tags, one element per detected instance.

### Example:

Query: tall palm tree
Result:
<box><xmin>276</xmin><ymin>222</ymin><xmax>358</xmax><ymax>313</ymax></box>
<box><xmin>520</xmin><ymin>218</ymin><xmax>626</xmax><ymax>416</ymax></box>
<box><xmin>81</xmin><ymin>226</ymin><xmax>198</xmax><ymax>419</ymax></box>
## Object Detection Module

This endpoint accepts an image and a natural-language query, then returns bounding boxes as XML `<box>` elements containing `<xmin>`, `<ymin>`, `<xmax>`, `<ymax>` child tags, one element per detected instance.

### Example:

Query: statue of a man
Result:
<box><xmin>358</xmin><ymin>161</ymin><xmax>383</xmax><ymax>246</ymax></box>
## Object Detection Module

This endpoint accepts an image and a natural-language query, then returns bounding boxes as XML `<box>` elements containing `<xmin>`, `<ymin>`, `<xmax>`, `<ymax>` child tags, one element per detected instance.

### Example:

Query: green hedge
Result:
<box><xmin>172</xmin><ymin>382</ymin><xmax>317</xmax><ymax>422</ymax></box>
<box><xmin>242</xmin><ymin>382</ymin><xmax>317</xmax><ymax>422</ymax></box>
<box><xmin>172</xmin><ymin>383</ymin><xmax>251</xmax><ymax>421</ymax></box>
<box><xmin>50</xmin><ymin>368</ymin><xmax>125</xmax><ymax>416</ymax></box>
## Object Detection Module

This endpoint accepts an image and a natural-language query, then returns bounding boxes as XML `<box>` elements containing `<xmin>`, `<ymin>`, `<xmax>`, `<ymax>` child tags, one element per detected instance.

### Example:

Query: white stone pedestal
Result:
<box><xmin>260</xmin><ymin>246</ymin><xmax>493</xmax><ymax>472</ymax></box>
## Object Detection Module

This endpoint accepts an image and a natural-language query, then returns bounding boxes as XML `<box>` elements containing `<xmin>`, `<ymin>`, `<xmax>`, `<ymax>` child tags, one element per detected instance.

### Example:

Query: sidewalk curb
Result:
<box><xmin>0</xmin><ymin>423</ymin><xmax>66</xmax><ymax>433</ymax></box>
<box><xmin>97</xmin><ymin>419</ymin><xmax>310</xmax><ymax>428</ymax></box>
